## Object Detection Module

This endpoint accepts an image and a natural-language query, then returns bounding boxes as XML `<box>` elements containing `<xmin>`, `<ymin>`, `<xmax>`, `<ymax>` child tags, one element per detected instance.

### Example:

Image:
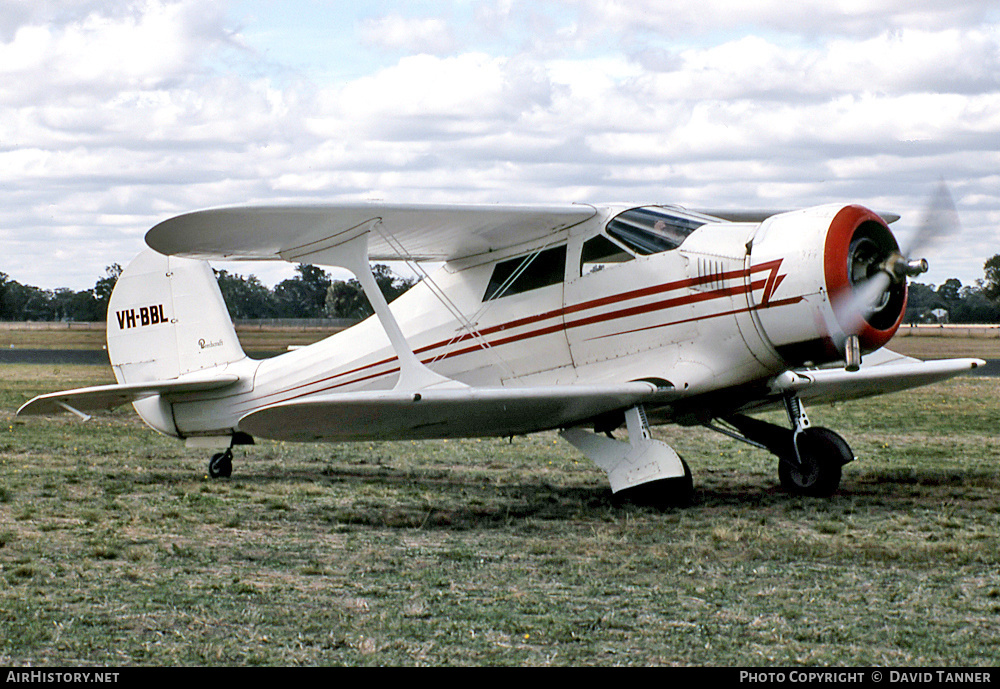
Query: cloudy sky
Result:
<box><xmin>2</xmin><ymin>0</ymin><xmax>998</xmax><ymax>292</ymax></box>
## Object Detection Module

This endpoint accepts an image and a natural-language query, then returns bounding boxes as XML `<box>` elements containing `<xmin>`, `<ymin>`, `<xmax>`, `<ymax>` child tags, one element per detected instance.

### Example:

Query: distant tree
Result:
<box><xmin>324</xmin><ymin>279</ymin><xmax>369</xmax><ymax>319</ymax></box>
<box><xmin>50</xmin><ymin>288</ymin><xmax>94</xmax><ymax>321</ymax></box>
<box><xmin>273</xmin><ymin>264</ymin><xmax>333</xmax><ymax>318</ymax></box>
<box><xmin>936</xmin><ymin>278</ymin><xmax>963</xmax><ymax>308</ymax></box>
<box><xmin>0</xmin><ymin>265</ymin><xmax>113</xmax><ymax>322</ymax></box>
<box><xmin>904</xmin><ymin>283</ymin><xmax>944</xmax><ymax>323</ymax></box>
<box><xmin>21</xmin><ymin>287</ymin><xmax>54</xmax><ymax>320</ymax></box>
<box><xmin>0</xmin><ymin>279</ymin><xmax>51</xmax><ymax>321</ymax></box>
<box><xmin>951</xmin><ymin>286</ymin><xmax>1000</xmax><ymax>323</ymax></box>
<box><xmin>906</xmin><ymin>274</ymin><xmax>1000</xmax><ymax>324</ymax></box>
<box><xmin>93</xmin><ymin>264</ymin><xmax>122</xmax><ymax>320</ymax></box>
<box><xmin>372</xmin><ymin>264</ymin><xmax>415</xmax><ymax>304</ymax></box>
<box><xmin>215</xmin><ymin>269</ymin><xmax>277</xmax><ymax>319</ymax></box>
<box><xmin>324</xmin><ymin>264</ymin><xmax>415</xmax><ymax>319</ymax></box>
<box><xmin>984</xmin><ymin>254</ymin><xmax>1000</xmax><ymax>301</ymax></box>
<box><xmin>0</xmin><ymin>272</ymin><xmax>8</xmax><ymax>317</ymax></box>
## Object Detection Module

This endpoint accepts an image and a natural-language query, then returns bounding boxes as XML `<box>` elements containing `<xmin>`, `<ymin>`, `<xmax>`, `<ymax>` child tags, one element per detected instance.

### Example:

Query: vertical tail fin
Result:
<box><xmin>107</xmin><ymin>250</ymin><xmax>245</xmax><ymax>384</ymax></box>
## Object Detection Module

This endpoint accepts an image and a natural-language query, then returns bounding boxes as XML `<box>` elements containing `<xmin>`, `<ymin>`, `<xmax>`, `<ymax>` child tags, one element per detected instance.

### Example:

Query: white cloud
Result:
<box><xmin>562</xmin><ymin>0</ymin><xmax>999</xmax><ymax>40</ymax></box>
<box><xmin>0</xmin><ymin>1</ymin><xmax>236</xmax><ymax>103</ymax></box>
<box><xmin>358</xmin><ymin>14</ymin><xmax>455</xmax><ymax>54</ymax></box>
<box><xmin>1</xmin><ymin>0</ymin><xmax>998</xmax><ymax>292</ymax></box>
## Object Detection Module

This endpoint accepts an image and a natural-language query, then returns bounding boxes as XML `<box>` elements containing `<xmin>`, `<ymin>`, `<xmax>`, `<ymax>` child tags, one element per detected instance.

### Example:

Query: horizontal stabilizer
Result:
<box><xmin>17</xmin><ymin>374</ymin><xmax>240</xmax><ymax>418</ymax></box>
<box><xmin>239</xmin><ymin>382</ymin><xmax>667</xmax><ymax>442</ymax></box>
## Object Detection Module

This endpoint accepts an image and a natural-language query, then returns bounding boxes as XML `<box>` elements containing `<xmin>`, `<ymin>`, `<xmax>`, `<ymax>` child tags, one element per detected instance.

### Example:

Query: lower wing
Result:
<box><xmin>238</xmin><ymin>382</ymin><xmax>671</xmax><ymax>442</ymax></box>
<box><xmin>769</xmin><ymin>349</ymin><xmax>984</xmax><ymax>406</ymax></box>
<box><xmin>240</xmin><ymin>350</ymin><xmax>982</xmax><ymax>442</ymax></box>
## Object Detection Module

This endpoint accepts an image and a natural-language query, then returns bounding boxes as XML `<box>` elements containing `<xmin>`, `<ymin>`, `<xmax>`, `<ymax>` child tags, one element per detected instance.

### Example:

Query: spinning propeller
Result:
<box><xmin>832</xmin><ymin>182</ymin><xmax>958</xmax><ymax>370</ymax></box>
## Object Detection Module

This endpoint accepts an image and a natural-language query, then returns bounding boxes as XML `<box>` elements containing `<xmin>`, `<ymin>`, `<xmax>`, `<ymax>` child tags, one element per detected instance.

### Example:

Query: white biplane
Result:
<box><xmin>17</xmin><ymin>194</ymin><xmax>983</xmax><ymax>504</ymax></box>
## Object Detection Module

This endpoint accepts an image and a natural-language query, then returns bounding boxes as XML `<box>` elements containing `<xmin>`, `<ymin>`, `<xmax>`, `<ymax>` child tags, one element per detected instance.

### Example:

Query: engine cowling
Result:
<box><xmin>745</xmin><ymin>204</ymin><xmax>906</xmax><ymax>368</ymax></box>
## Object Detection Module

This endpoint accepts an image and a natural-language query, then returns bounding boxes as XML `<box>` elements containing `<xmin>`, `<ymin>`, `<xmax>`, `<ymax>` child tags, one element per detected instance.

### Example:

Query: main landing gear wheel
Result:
<box><xmin>778</xmin><ymin>427</ymin><xmax>852</xmax><ymax>497</ymax></box>
<box><xmin>208</xmin><ymin>449</ymin><xmax>233</xmax><ymax>479</ymax></box>
<box><xmin>613</xmin><ymin>457</ymin><xmax>694</xmax><ymax>508</ymax></box>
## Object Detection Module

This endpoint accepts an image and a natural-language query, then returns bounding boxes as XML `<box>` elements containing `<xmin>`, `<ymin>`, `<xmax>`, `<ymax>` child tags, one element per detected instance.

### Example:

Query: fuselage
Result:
<box><xmin>164</xmin><ymin>202</ymin><xmax>905</xmax><ymax>441</ymax></box>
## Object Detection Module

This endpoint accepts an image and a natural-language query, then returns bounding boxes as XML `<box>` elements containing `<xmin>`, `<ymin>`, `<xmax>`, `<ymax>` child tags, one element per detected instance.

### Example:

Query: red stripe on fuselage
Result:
<box><xmin>237</xmin><ymin>260</ymin><xmax>790</xmax><ymax>412</ymax></box>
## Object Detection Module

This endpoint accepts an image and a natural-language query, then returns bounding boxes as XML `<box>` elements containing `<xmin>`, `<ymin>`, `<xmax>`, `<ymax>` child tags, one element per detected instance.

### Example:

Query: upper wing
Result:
<box><xmin>694</xmin><ymin>208</ymin><xmax>901</xmax><ymax>224</ymax></box>
<box><xmin>238</xmin><ymin>382</ymin><xmax>673</xmax><ymax>442</ymax></box>
<box><xmin>17</xmin><ymin>374</ymin><xmax>240</xmax><ymax>419</ymax></box>
<box><xmin>145</xmin><ymin>202</ymin><xmax>598</xmax><ymax>264</ymax></box>
<box><xmin>769</xmin><ymin>349</ymin><xmax>984</xmax><ymax>405</ymax></box>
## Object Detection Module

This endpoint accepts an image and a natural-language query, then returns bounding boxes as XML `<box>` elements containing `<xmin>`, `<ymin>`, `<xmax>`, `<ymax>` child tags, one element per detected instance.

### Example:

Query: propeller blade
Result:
<box><xmin>898</xmin><ymin>181</ymin><xmax>959</xmax><ymax>257</ymax></box>
<box><xmin>830</xmin><ymin>183</ymin><xmax>957</xmax><ymax>346</ymax></box>
<box><xmin>822</xmin><ymin>183</ymin><xmax>957</xmax><ymax>371</ymax></box>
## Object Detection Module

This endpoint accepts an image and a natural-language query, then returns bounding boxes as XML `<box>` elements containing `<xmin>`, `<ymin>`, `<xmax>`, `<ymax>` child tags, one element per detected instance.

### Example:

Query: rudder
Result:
<box><xmin>107</xmin><ymin>250</ymin><xmax>245</xmax><ymax>384</ymax></box>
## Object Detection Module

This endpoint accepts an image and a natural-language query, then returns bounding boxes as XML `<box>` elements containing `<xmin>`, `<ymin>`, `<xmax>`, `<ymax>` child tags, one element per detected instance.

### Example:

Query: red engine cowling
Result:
<box><xmin>824</xmin><ymin>205</ymin><xmax>907</xmax><ymax>351</ymax></box>
<box><xmin>746</xmin><ymin>204</ymin><xmax>907</xmax><ymax>368</ymax></box>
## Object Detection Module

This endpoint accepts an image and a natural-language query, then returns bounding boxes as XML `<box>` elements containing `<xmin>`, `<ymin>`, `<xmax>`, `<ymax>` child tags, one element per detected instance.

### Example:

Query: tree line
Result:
<box><xmin>0</xmin><ymin>263</ymin><xmax>414</xmax><ymax>323</ymax></box>
<box><xmin>904</xmin><ymin>255</ymin><xmax>1000</xmax><ymax>324</ymax></box>
<box><xmin>3</xmin><ymin>254</ymin><xmax>1000</xmax><ymax>324</ymax></box>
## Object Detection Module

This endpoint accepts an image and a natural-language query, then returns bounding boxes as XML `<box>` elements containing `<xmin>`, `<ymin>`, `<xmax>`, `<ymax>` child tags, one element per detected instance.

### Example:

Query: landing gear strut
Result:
<box><xmin>561</xmin><ymin>405</ymin><xmax>694</xmax><ymax>508</ymax></box>
<box><xmin>708</xmin><ymin>395</ymin><xmax>854</xmax><ymax>497</ymax></box>
<box><xmin>208</xmin><ymin>448</ymin><xmax>233</xmax><ymax>479</ymax></box>
<box><xmin>778</xmin><ymin>395</ymin><xmax>852</xmax><ymax>497</ymax></box>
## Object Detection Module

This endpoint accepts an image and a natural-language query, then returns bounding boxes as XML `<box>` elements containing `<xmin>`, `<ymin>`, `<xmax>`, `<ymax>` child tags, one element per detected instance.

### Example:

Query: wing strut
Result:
<box><xmin>282</xmin><ymin>224</ymin><xmax>464</xmax><ymax>392</ymax></box>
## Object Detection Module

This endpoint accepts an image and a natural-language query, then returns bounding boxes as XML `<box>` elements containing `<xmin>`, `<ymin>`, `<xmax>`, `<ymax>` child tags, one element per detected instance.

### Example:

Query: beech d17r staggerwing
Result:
<box><xmin>18</xmin><ymin>191</ymin><xmax>983</xmax><ymax>504</ymax></box>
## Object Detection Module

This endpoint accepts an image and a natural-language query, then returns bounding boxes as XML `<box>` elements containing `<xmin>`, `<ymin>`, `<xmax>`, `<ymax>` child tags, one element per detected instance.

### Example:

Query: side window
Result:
<box><xmin>483</xmin><ymin>245</ymin><xmax>567</xmax><ymax>301</ymax></box>
<box><xmin>580</xmin><ymin>234</ymin><xmax>634</xmax><ymax>275</ymax></box>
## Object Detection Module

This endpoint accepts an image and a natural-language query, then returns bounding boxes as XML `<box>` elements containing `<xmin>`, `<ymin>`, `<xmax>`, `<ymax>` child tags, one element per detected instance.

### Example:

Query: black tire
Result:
<box><xmin>613</xmin><ymin>457</ymin><xmax>694</xmax><ymax>508</ymax></box>
<box><xmin>778</xmin><ymin>427</ymin><xmax>852</xmax><ymax>497</ymax></box>
<box><xmin>208</xmin><ymin>450</ymin><xmax>233</xmax><ymax>479</ymax></box>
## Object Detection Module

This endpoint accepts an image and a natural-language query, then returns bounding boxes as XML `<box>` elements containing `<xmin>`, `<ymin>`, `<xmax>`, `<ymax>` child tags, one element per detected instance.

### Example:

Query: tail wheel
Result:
<box><xmin>778</xmin><ymin>427</ymin><xmax>852</xmax><ymax>497</ymax></box>
<box><xmin>209</xmin><ymin>449</ymin><xmax>233</xmax><ymax>479</ymax></box>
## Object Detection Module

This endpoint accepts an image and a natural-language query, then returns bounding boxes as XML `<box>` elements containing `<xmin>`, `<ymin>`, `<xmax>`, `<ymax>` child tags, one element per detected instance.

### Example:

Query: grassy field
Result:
<box><xmin>891</xmin><ymin>325</ymin><xmax>1000</xmax><ymax>360</ymax></box>
<box><xmin>1</xmin><ymin>362</ymin><xmax>998</xmax><ymax>666</ymax></box>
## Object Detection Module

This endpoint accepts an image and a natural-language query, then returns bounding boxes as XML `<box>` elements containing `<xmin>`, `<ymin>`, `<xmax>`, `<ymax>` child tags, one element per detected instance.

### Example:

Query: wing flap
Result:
<box><xmin>145</xmin><ymin>202</ymin><xmax>597</xmax><ymax>264</ymax></box>
<box><xmin>17</xmin><ymin>374</ymin><xmax>240</xmax><ymax>417</ymax></box>
<box><xmin>238</xmin><ymin>382</ymin><xmax>668</xmax><ymax>442</ymax></box>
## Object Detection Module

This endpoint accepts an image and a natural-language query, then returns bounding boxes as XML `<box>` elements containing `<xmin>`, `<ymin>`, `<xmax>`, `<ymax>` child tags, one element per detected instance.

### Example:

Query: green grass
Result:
<box><xmin>1</xmin><ymin>365</ymin><xmax>999</xmax><ymax>666</ymax></box>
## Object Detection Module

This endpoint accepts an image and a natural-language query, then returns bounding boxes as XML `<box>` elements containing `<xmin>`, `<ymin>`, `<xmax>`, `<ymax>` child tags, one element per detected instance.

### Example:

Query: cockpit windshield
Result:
<box><xmin>606</xmin><ymin>207</ymin><xmax>707</xmax><ymax>255</ymax></box>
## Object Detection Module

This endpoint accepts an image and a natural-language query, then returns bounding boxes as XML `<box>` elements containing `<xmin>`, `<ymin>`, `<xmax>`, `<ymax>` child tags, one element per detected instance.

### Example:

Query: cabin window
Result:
<box><xmin>606</xmin><ymin>207</ymin><xmax>706</xmax><ymax>255</ymax></box>
<box><xmin>483</xmin><ymin>245</ymin><xmax>567</xmax><ymax>301</ymax></box>
<box><xmin>580</xmin><ymin>234</ymin><xmax>634</xmax><ymax>275</ymax></box>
